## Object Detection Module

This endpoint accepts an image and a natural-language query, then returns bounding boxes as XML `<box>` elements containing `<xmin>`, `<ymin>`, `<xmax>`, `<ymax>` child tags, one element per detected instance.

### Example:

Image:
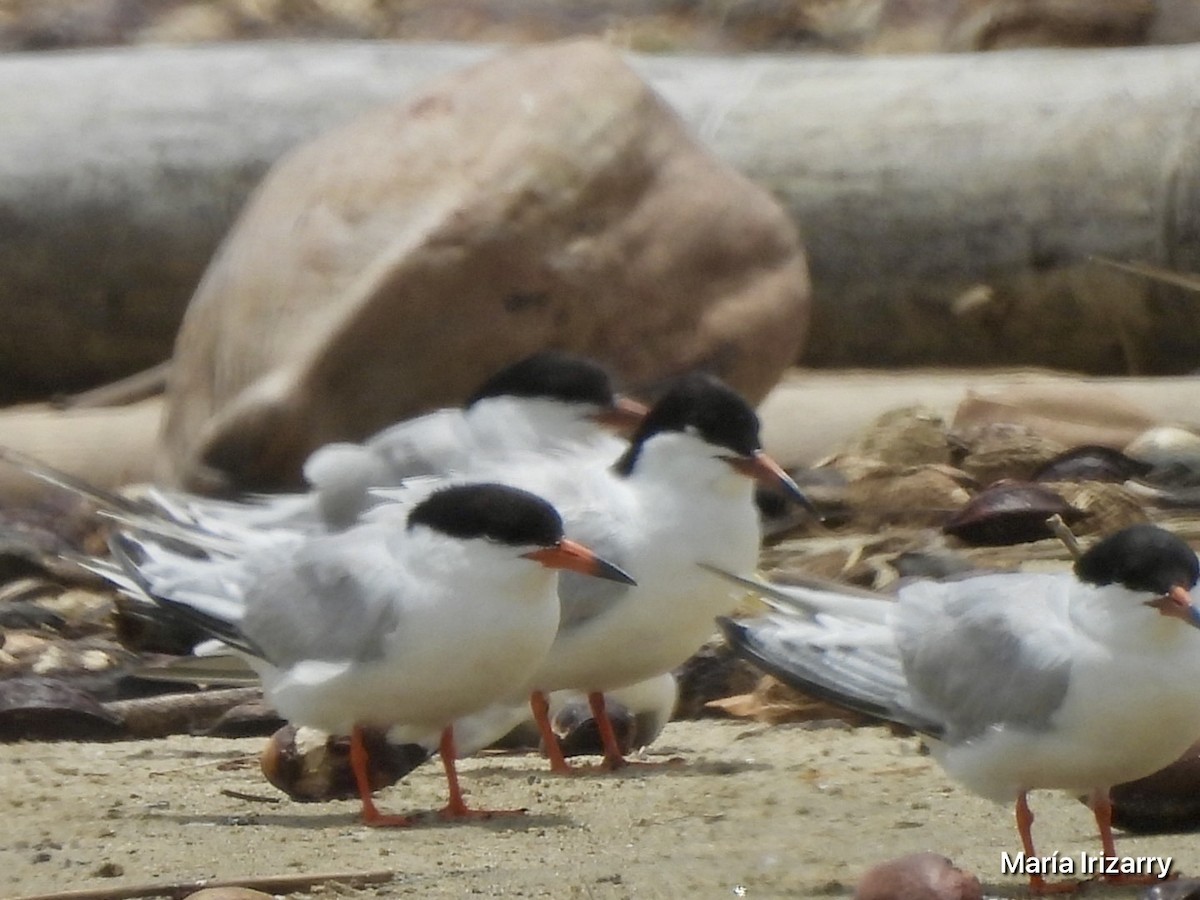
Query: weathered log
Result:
<box><xmin>1</xmin><ymin>366</ymin><xmax>1198</xmax><ymax>504</ymax></box>
<box><xmin>0</xmin><ymin>398</ymin><xmax>161</xmax><ymax>502</ymax></box>
<box><xmin>3</xmin><ymin>42</ymin><xmax>1200</xmax><ymax>397</ymax></box>
<box><xmin>759</xmin><ymin>369</ymin><xmax>1200</xmax><ymax>467</ymax></box>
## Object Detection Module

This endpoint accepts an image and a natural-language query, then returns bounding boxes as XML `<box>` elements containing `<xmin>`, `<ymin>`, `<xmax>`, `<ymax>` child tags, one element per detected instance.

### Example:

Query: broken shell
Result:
<box><xmin>1126</xmin><ymin>425</ymin><xmax>1200</xmax><ymax>469</ymax></box>
<box><xmin>833</xmin><ymin>406</ymin><xmax>951</xmax><ymax>468</ymax></box>
<box><xmin>1126</xmin><ymin>425</ymin><xmax>1200</xmax><ymax>487</ymax></box>
<box><xmin>0</xmin><ymin>675</ymin><xmax>124</xmax><ymax>741</ymax></box>
<box><xmin>843</xmin><ymin>464</ymin><xmax>975</xmax><ymax>529</ymax></box>
<box><xmin>942</xmin><ymin>481</ymin><xmax>1085</xmax><ymax>546</ymax></box>
<box><xmin>948</xmin><ymin>422</ymin><xmax>1067</xmax><ymax>485</ymax></box>
<box><xmin>1042</xmin><ymin>481</ymin><xmax>1150</xmax><ymax>535</ymax></box>
<box><xmin>493</xmin><ymin>683</ymin><xmax>672</xmax><ymax>756</ymax></box>
<box><xmin>550</xmin><ymin>699</ymin><xmax>636</xmax><ymax>758</ymax></box>
<box><xmin>260</xmin><ymin>724</ymin><xmax>429</xmax><ymax>802</ymax></box>
<box><xmin>1032</xmin><ymin>444</ymin><xmax>1153</xmax><ymax>483</ymax></box>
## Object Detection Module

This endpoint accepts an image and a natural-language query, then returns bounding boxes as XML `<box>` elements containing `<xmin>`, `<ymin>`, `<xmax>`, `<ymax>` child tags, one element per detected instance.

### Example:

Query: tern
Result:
<box><xmin>0</xmin><ymin>371</ymin><xmax>813</xmax><ymax>777</ymax></box>
<box><xmin>148</xmin><ymin>351</ymin><xmax>646</xmax><ymax>533</ymax></box>
<box><xmin>712</xmin><ymin>523</ymin><xmax>1200</xmax><ymax>892</ymax></box>
<box><xmin>108</xmin><ymin>482</ymin><xmax>635</xmax><ymax>826</ymax></box>
<box><xmin>370</xmin><ymin>372</ymin><xmax>817</xmax><ymax>772</ymax></box>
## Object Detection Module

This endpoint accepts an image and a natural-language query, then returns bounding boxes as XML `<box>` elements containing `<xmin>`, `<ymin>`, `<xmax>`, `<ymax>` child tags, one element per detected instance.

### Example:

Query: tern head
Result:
<box><xmin>1074</xmin><ymin>523</ymin><xmax>1200</xmax><ymax>628</ymax></box>
<box><xmin>406</xmin><ymin>483</ymin><xmax>634</xmax><ymax>585</ymax></box>
<box><xmin>465</xmin><ymin>351</ymin><xmax>646</xmax><ymax>434</ymax></box>
<box><xmin>611</xmin><ymin>373</ymin><xmax>815</xmax><ymax>513</ymax></box>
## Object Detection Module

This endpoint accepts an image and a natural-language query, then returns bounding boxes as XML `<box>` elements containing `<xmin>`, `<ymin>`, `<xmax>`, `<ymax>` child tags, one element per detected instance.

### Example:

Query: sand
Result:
<box><xmin>1</xmin><ymin>720</ymin><xmax>1191</xmax><ymax>899</ymax></box>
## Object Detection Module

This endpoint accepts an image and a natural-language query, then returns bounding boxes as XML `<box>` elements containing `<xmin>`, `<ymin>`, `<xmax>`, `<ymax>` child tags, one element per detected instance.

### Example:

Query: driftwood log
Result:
<box><xmin>0</xmin><ymin>399</ymin><xmax>160</xmax><ymax>502</ymax></box>
<box><xmin>757</xmin><ymin>369</ymin><xmax>1200</xmax><ymax>468</ymax></box>
<box><xmin>3</xmin><ymin>42</ymin><xmax>1200</xmax><ymax>398</ymax></box>
<box><xmin>0</xmin><ymin>369</ymin><xmax>1198</xmax><ymax>502</ymax></box>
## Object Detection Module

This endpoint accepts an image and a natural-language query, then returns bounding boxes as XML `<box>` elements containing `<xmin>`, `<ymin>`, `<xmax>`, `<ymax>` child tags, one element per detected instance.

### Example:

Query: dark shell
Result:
<box><xmin>1108</xmin><ymin>740</ymin><xmax>1200</xmax><ymax>834</ymax></box>
<box><xmin>260</xmin><ymin>724</ymin><xmax>429</xmax><ymax>802</ymax></box>
<box><xmin>943</xmin><ymin>481</ymin><xmax>1086</xmax><ymax>547</ymax></box>
<box><xmin>1033</xmin><ymin>444</ymin><xmax>1153</xmax><ymax>483</ymax></box>
<box><xmin>0</xmin><ymin>676</ymin><xmax>124</xmax><ymax>741</ymax></box>
<box><xmin>551</xmin><ymin>699</ymin><xmax>636</xmax><ymax>758</ymax></box>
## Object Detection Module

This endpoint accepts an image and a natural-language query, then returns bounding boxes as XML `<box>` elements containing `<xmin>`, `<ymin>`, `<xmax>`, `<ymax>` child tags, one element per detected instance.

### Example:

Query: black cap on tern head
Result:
<box><xmin>614</xmin><ymin>372</ymin><xmax>761</xmax><ymax>476</ymax></box>
<box><xmin>465</xmin><ymin>352</ymin><xmax>616</xmax><ymax>409</ymax></box>
<box><xmin>407</xmin><ymin>483</ymin><xmax>564</xmax><ymax>548</ymax></box>
<box><xmin>1074</xmin><ymin>523</ymin><xmax>1200</xmax><ymax>594</ymax></box>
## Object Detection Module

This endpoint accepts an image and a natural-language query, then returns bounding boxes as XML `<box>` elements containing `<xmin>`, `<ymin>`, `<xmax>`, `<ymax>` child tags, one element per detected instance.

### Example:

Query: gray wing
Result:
<box><xmin>239</xmin><ymin>527</ymin><xmax>402</xmax><ymax>667</ymax></box>
<box><xmin>449</xmin><ymin>447</ymin><xmax>638</xmax><ymax>634</ymax></box>
<box><xmin>543</xmin><ymin>470</ymin><xmax>638</xmax><ymax>633</ymax></box>
<box><xmin>719</xmin><ymin>613</ymin><xmax>944</xmax><ymax>736</ymax></box>
<box><xmin>895</xmin><ymin>574</ymin><xmax>1075</xmax><ymax>742</ymax></box>
<box><xmin>557</xmin><ymin>567</ymin><xmax>634</xmax><ymax>631</ymax></box>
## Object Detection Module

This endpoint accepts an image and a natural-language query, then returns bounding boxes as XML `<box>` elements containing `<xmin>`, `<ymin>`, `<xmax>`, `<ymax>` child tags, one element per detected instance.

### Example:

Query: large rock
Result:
<box><xmin>159</xmin><ymin>39</ymin><xmax>809</xmax><ymax>492</ymax></box>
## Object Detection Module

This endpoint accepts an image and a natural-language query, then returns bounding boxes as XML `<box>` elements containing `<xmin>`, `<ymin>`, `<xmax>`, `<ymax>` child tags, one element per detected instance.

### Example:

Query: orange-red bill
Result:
<box><xmin>525</xmin><ymin>539</ymin><xmax>636</xmax><ymax>585</ymax></box>
<box><xmin>1147</xmin><ymin>584</ymin><xmax>1200</xmax><ymax>628</ymax></box>
<box><xmin>726</xmin><ymin>450</ymin><xmax>819</xmax><ymax>518</ymax></box>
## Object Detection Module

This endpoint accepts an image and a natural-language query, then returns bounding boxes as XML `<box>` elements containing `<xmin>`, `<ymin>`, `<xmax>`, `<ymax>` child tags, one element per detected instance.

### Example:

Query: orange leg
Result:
<box><xmin>349</xmin><ymin>725</ymin><xmax>415</xmax><ymax>827</ymax></box>
<box><xmin>1015</xmin><ymin>792</ymin><xmax>1046</xmax><ymax>894</ymax></box>
<box><xmin>1089</xmin><ymin>789</ymin><xmax>1119</xmax><ymax>862</ymax></box>
<box><xmin>438</xmin><ymin>726</ymin><xmax>471</xmax><ymax>817</ymax></box>
<box><xmin>587</xmin><ymin>692</ymin><xmax>628</xmax><ymax>771</ymax></box>
<box><xmin>436</xmin><ymin>726</ymin><xmax>526</xmax><ymax>820</ymax></box>
<box><xmin>1015</xmin><ymin>792</ymin><xmax>1077</xmax><ymax>894</ymax></box>
<box><xmin>530</xmin><ymin>690</ymin><xmax>574</xmax><ymax>775</ymax></box>
<box><xmin>1086</xmin><ymin>788</ymin><xmax>1174</xmax><ymax>887</ymax></box>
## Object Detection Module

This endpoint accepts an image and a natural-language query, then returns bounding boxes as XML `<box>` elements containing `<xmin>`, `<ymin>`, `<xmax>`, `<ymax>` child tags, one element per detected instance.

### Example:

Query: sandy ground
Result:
<box><xmin>1</xmin><ymin>720</ymin><xmax>1193</xmax><ymax>900</ymax></box>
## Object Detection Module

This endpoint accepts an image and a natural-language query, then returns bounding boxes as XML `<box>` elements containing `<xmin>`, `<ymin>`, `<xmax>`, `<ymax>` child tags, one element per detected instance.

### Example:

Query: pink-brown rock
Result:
<box><xmin>159</xmin><ymin>39</ymin><xmax>809</xmax><ymax>492</ymax></box>
<box><xmin>855</xmin><ymin>852</ymin><xmax>983</xmax><ymax>900</ymax></box>
<box><xmin>184</xmin><ymin>890</ymin><xmax>274</xmax><ymax>900</ymax></box>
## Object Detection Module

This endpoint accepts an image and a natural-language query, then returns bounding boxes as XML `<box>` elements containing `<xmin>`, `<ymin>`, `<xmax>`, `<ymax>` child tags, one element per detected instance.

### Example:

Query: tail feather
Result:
<box><xmin>109</xmin><ymin>533</ymin><xmax>263</xmax><ymax>659</ymax></box>
<box><xmin>718</xmin><ymin>615</ymin><xmax>943</xmax><ymax>738</ymax></box>
<box><xmin>144</xmin><ymin>488</ymin><xmax>319</xmax><ymax>535</ymax></box>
